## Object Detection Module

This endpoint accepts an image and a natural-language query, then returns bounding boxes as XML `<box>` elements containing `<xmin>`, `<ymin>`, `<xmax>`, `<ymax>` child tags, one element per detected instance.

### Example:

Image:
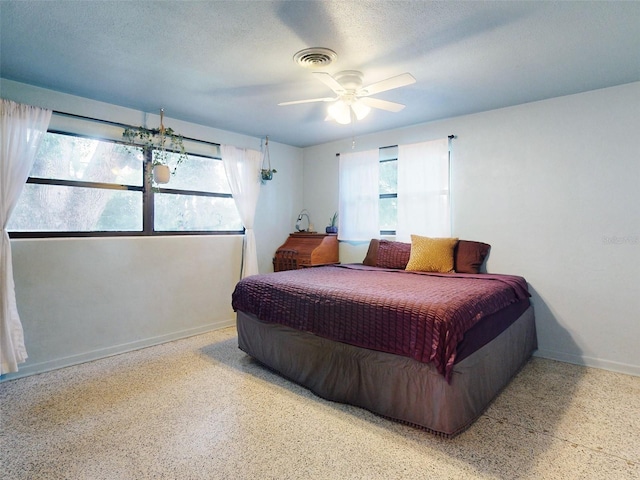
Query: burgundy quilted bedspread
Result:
<box><xmin>231</xmin><ymin>264</ymin><xmax>530</xmax><ymax>380</ymax></box>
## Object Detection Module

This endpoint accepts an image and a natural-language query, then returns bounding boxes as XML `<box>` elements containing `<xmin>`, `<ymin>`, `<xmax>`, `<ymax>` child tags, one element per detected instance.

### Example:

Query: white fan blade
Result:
<box><xmin>358</xmin><ymin>73</ymin><xmax>416</xmax><ymax>97</ymax></box>
<box><xmin>312</xmin><ymin>72</ymin><xmax>346</xmax><ymax>94</ymax></box>
<box><xmin>278</xmin><ymin>97</ymin><xmax>337</xmax><ymax>106</ymax></box>
<box><xmin>359</xmin><ymin>97</ymin><xmax>406</xmax><ymax>112</ymax></box>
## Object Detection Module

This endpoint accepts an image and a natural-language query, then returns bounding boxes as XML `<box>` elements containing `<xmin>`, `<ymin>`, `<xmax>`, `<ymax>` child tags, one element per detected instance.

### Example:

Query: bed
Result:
<box><xmin>231</xmin><ymin>238</ymin><xmax>537</xmax><ymax>437</ymax></box>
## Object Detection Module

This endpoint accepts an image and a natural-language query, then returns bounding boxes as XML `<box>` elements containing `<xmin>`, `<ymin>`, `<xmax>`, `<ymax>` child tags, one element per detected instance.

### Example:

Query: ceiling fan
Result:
<box><xmin>278</xmin><ymin>70</ymin><xmax>416</xmax><ymax>124</ymax></box>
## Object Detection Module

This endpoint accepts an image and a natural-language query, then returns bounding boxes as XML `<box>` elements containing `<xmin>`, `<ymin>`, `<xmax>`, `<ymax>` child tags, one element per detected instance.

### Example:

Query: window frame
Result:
<box><xmin>8</xmin><ymin>120</ymin><xmax>244</xmax><ymax>238</ymax></box>
<box><xmin>379</xmin><ymin>147</ymin><xmax>398</xmax><ymax>236</ymax></box>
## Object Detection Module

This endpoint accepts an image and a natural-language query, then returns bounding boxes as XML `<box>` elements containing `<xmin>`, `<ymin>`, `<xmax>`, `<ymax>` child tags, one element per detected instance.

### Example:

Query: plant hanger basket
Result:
<box><xmin>261</xmin><ymin>136</ymin><xmax>276</xmax><ymax>183</ymax></box>
<box><xmin>122</xmin><ymin>108</ymin><xmax>188</xmax><ymax>185</ymax></box>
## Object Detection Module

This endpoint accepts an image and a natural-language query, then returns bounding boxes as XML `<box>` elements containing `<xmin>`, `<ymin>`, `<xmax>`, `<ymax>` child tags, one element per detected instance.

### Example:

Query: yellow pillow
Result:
<box><xmin>405</xmin><ymin>235</ymin><xmax>459</xmax><ymax>273</ymax></box>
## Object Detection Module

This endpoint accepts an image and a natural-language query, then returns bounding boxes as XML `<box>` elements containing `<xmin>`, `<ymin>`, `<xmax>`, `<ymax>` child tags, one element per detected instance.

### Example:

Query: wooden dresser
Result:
<box><xmin>273</xmin><ymin>233</ymin><xmax>339</xmax><ymax>271</ymax></box>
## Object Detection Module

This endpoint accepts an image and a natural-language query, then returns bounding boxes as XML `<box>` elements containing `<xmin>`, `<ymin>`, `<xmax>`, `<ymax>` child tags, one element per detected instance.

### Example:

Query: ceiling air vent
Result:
<box><xmin>293</xmin><ymin>48</ymin><xmax>337</xmax><ymax>68</ymax></box>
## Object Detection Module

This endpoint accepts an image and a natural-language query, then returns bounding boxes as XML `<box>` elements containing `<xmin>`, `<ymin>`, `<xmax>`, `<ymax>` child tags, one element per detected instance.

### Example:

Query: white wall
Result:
<box><xmin>1</xmin><ymin>80</ymin><xmax>304</xmax><ymax>381</ymax></box>
<box><xmin>10</xmin><ymin>236</ymin><xmax>243</xmax><ymax>376</ymax></box>
<box><xmin>302</xmin><ymin>82</ymin><xmax>640</xmax><ymax>376</ymax></box>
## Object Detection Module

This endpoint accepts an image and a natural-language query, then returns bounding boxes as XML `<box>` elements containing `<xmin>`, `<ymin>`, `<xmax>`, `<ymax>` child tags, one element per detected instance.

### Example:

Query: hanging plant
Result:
<box><xmin>260</xmin><ymin>135</ymin><xmax>277</xmax><ymax>183</ymax></box>
<box><xmin>122</xmin><ymin>109</ymin><xmax>188</xmax><ymax>184</ymax></box>
<box><xmin>152</xmin><ymin>164</ymin><xmax>171</xmax><ymax>184</ymax></box>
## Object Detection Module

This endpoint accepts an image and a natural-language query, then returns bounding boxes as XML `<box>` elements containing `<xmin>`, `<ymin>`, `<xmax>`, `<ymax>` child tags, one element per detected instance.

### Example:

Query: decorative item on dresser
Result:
<box><xmin>326</xmin><ymin>211</ymin><xmax>338</xmax><ymax>234</ymax></box>
<box><xmin>273</xmin><ymin>232</ymin><xmax>339</xmax><ymax>271</ymax></box>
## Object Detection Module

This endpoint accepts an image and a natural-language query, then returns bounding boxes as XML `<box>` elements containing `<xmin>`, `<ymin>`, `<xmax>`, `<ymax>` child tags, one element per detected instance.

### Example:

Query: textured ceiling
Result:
<box><xmin>1</xmin><ymin>1</ymin><xmax>639</xmax><ymax>148</ymax></box>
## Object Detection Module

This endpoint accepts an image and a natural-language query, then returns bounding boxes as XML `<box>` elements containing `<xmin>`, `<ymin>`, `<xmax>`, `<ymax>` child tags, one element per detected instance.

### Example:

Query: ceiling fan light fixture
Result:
<box><xmin>327</xmin><ymin>99</ymin><xmax>371</xmax><ymax>125</ymax></box>
<box><xmin>351</xmin><ymin>100</ymin><xmax>371</xmax><ymax>121</ymax></box>
<box><xmin>328</xmin><ymin>100</ymin><xmax>351</xmax><ymax>124</ymax></box>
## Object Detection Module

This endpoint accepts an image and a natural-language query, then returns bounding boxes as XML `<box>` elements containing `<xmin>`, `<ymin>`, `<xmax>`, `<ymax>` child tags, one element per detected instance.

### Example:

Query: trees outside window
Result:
<box><xmin>8</xmin><ymin>131</ymin><xmax>243</xmax><ymax>237</ymax></box>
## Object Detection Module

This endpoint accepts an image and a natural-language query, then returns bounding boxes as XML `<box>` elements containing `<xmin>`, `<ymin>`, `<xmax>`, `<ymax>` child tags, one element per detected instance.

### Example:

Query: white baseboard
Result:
<box><xmin>6</xmin><ymin>328</ymin><xmax>638</xmax><ymax>382</ymax></box>
<box><xmin>534</xmin><ymin>349</ymin><xmax>640</xmax><ymax>377</ymax></box>
<box><xmin>0</xmin><ymin>319</ymin><xmax>236</xmax><ymax>383</ymax></box>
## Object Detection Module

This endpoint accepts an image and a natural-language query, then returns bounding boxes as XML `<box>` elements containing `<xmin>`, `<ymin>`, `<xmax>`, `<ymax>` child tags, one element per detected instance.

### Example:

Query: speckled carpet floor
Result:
<box><xmin>1</xmin><ymin>327</ymin><xmax>638</xmax><ymax>480</ymax></box>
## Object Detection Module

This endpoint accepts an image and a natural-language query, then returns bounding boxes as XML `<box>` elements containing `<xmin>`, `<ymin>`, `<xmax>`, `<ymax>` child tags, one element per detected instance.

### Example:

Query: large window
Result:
<box><xmin>8</xmin><ymin>128</ymin><xmax>243</xmax><ymax>237</ymax></box>
<box><xmin>338</xmin><ymin>139</ymin><xmax>450</xmax><ymax>241</ymax></box>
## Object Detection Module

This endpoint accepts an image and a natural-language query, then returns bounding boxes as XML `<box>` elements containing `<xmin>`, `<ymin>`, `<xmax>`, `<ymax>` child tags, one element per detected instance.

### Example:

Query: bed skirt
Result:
<box><xmin>236</xmin><ymin>305</ymin><xmax>536</xmax><ymax>437</ymax></box>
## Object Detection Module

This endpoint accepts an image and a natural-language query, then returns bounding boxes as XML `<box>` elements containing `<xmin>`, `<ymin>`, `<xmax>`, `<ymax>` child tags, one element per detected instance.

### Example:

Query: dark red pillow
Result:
<box><xmin>362</xmin><ymin>239</ymin><xmax>380</xmax><ymax>266</ymax></box>
<box><xmin>363</xmin><ymin>239</ymin><xmax>411</xmax><ymax>269</ymax></box>
<box><xmin>454</xmin><ymin>240</ymin><xmax>491</xmax><ymax>274</ymax></box>
<box><xmin>375</xmin><ymin>240</ymin><xmax>412</xmax><ymax>269</ymax></box>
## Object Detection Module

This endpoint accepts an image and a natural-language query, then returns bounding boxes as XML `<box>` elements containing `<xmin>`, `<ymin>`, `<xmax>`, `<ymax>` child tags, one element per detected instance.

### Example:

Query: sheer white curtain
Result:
<box><xmin>1</xmin><ymin>99</ymin><xmax>52</xmax><ymax>374</ymax></box>
<box><xmin>221</xmin><ymin>144</ymin><xmax>262</xmax><ymax>278</ymax></box>
<box><xmin>396</xmin><ymin>138</ymin><xmax>450</xmax><ymax>242</ymax></box>
<box><xmin>338</xmin><ymin>149</ymin><xmax>379</xmax><ymax>241</ymax></box>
